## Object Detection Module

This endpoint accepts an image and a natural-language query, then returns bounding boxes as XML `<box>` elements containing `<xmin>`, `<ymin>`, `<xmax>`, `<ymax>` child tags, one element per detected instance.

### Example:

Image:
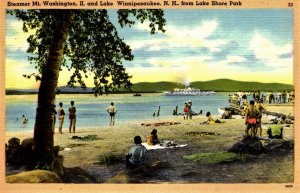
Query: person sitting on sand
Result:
<box><xmin>267</xmin><ymin>119</ymin><xmax>283</xmax><ymax>139</ymax></box>
<box><xmin>147</xmin><ymin>128</ymin><xmax>159</xmax><ymax>145</ymax></box>
<box><xmin>202</xmin><ymin>112</ymin><xmax>223</xmax><ymax>124</ymax></box>
<box><xmin>125</xmin><ymin>136</ymin><xmax>147</xmax><ymax>169</ymax></box>
<box><xmin>280</xmin><ymin>116</ymin><xmax>293</xmax><ymax>124</ymax></box>
<box><xmin>221</xmin><ymin>108</ymin><xmax>232</xmax><ymax>119</ymax></box>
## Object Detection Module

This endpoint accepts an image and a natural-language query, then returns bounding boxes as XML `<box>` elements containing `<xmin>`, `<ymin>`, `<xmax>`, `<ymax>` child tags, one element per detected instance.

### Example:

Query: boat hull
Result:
<box><xmin>162</xmin><ymin>92</ymin><xmax>216</xmax><ymax>96</ymax></box>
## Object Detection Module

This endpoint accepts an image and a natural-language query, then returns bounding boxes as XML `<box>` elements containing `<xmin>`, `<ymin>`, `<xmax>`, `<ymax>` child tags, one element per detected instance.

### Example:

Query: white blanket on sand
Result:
<box><xmin>142</xmin><ymin>142</ymin><xmax>187</xmax><ymax>150</ymax></box>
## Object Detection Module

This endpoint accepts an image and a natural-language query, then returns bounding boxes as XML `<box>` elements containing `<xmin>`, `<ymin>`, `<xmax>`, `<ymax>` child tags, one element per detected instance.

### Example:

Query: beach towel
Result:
<box><xmin>141</xmin><ymin>142</ymin><xmax>187</xmax><ymax>150</ymax></box>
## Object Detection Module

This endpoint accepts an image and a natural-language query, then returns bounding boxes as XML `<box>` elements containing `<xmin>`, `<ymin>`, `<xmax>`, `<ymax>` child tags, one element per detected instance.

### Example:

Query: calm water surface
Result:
<box><xmin>6</xmin><ymin>93</ymin><xmax>230</xmax><ymax>131</ymax></box>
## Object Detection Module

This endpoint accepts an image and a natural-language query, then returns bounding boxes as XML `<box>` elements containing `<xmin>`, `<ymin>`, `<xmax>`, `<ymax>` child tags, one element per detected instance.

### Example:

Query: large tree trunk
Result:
<box><xmin>33</xmin><ymin>10</ymin><xmax>75</xmax><ymax>165</ymax></box>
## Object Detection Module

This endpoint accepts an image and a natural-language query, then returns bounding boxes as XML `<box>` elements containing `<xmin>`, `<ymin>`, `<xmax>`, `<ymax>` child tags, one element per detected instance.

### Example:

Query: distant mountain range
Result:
<box><xmin>6</xmin><ymin>79</ymin><xmax>293</xmax><ymax>95</ymax></box>
<box><xmin>131</xmin><ymin>79</ymin><xmax>293</xmax><ymax>92</ymax></box>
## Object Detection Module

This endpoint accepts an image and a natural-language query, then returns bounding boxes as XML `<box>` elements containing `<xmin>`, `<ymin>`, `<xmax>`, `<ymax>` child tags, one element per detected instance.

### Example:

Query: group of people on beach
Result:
<box><xmin>242</xmin><ymin>98</ymin><xmax>287</xmax><ymax>139</ymax></box>
<box><xmin>265</xmin><ymin>90</ymin><xmax>295</xmax><ymax>104</ymax></box>
<box><xmin>125</xmin><ymin>96</ymin><xmax>289</xmax><ymax>169</ymax></box>
<box><xmin>19</xmin><ymin>100</ymin><xmax>118</xmax><ymax>132</ymax></box>
<box><xmin>51</xmin><ymin>101</ymin><xmax>117</xmax><ymax>134</ymax></box>
<box><xmin>183</xmin><ymin>101</ymin><xmax>193</xmax><ymax>120</ymax></box>
<box><xmin>16</xmin><ymin>115</ymin><xmax>29</xmax><ymax>128</ymax></box>
<box><xmin>231</xmin><ymin>90</ymin><xmax>295</xmax><ymax>107</ymax></box>
<box><xmin>179</xmin><ymin>96</ymin><xmax>286</xmax><ymax>140</ymax></box>
<box><xmin>126</xmin><ymin>128</ymin><xmax>159</xmax><ymax>169</ymax></box>
<box><xmin>243</xmin><ymin>99</ymin><xmax>266</xmax><ymax>138</ymax></box>
<box><xmin>52</xmin><ymin>100</ymin><xmax>77</xmax><ymax>134</ymax></box>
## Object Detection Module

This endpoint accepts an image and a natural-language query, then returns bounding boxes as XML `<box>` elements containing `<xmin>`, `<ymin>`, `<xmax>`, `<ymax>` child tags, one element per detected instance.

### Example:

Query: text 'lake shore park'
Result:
<box><xmin>7</xmin><ymin>0</ymin><xmax>242</xmax><ymax>7</ymax></box>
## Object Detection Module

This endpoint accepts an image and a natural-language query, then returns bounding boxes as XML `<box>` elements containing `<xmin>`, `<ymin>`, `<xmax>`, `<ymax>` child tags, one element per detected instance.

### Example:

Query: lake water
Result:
<box><xmin>6</xmin><ymin>93</ymin><xmax>231</xmax><ymax>132</ymax></box>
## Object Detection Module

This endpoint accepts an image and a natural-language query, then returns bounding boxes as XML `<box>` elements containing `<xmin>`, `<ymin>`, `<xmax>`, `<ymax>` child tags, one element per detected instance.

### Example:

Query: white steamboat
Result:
<box><xmin>163</xmin><ymin>87</ymin><xmax>216</xmax><ymax>96</ymax></box>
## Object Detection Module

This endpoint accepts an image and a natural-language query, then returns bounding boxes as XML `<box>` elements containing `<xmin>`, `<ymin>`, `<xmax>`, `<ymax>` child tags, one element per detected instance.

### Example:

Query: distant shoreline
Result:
<box><xmin>6</xmin><ymin>79</ymin><xmax>293</xmax><ymax>95</ymax></box>
<box><xmin>5</xmin><ymin>91</ymin><xmax>161</xmax><ymax>95</ymax></box>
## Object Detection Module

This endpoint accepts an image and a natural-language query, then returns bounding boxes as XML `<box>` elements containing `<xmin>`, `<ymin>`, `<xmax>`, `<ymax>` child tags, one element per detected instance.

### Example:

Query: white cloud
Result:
<box><xmin>202</xmin><ymin>39</ymin><xmax>229</xmax><ymax>52</ymax></box>
<box><xmin>147</xmin><ymin>56</ymin><xmax>212</xmax><ymax>68</ymax></box>
<box><xmin>226</xmin><ymin>56</ymin><xmax>246</xmax><ymax>63</ymax></box>
<box><xmin>132</xmin><ymin>20</ymin><xmax>228</xmax><ymax>52</ymax></box>
<box><xmin>166</xmin><ymin>20</ymin><xmax>218</xmax><ymax>40</ymax></box>
<box><xmin>125</xmin><ymin>14</ymin><xmax>291</xmax><ymax>85</ymax></box>
<box><xmin>249</xmin><ymin>33</ymin><xmax>293</xmax><ymax>68</ymax></box>
<box><xmin>277</xmin><ymin>44</ymin><xmax>293</xmax><ymax>55</ymax></box>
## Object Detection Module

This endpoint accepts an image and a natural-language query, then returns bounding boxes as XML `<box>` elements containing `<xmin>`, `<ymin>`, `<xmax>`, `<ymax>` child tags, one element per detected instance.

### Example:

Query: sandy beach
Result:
<box><xmin>5</xmin><ymin>104</ymin><xmax>294</xmax><ymax>183</ymax></box>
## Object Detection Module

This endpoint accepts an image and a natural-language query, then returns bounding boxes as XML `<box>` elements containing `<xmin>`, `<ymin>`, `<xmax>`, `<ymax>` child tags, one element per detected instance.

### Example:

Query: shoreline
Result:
<box><xmin>5</xmin><ymin>104</ymin><xmax>294</xmax><ymax>183</ymax></box>
<box><xmin>6</xmin><ymin>103</ymin><xmax>294</xmax><ymax>142</ymax></box>
<box><xmin>5</xmin><ymin>115</ymin><xmax>209</xmax><ymax>140</ymax></box>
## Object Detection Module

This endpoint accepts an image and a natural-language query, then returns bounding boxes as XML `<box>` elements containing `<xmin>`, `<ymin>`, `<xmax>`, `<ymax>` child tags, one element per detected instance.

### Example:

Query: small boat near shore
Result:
<box><xmin>162</xmin><ymin>87</ymin><xmax>216</xmax><ymax>96</ymax></box>
<box><xmin>133</xmin><ymin>93</ymin><xmax>142</xmax><ymax>96</ymax></box>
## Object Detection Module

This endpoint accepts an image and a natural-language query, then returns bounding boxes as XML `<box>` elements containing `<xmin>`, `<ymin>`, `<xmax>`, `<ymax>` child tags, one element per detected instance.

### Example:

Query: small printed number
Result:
<box><xmin>288</xmin><ymin>3</ymin><xmax>293</xmax><ymax>7</ymax></box>
<box><xmin>285</xmin><ymin>185</ymin><xmax>293</xmax><ymax>188</ymax></box>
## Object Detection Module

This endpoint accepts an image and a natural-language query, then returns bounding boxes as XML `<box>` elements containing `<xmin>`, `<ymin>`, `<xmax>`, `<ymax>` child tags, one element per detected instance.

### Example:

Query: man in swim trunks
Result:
<box><xmin>244</xmin><ymin>100</ymin><xmax>259</xmax><ymax>138</ymax></box>
<box><xmin>107</xmin><ymin>102</ymin><xmax>117</xmax><ymax>126</ymax></box>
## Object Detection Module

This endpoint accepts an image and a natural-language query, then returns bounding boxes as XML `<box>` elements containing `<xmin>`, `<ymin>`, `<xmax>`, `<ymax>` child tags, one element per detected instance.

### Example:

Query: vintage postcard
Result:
<box><xmin>0</xmin><ymin>0</ymin><xmax>299</xmax><ymax>192</ymax></box>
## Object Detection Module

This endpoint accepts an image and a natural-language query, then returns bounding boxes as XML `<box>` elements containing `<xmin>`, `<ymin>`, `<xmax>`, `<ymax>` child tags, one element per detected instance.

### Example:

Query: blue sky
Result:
<box><xmin>6</xmin><ymin>9</ymin><xmax>293</xmax><ymax>88</ymax></box>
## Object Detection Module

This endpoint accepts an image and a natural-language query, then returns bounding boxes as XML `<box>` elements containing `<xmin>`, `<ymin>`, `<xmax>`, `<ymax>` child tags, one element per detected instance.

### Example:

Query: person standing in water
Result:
<box><xmin>68</xmin><ymin>101</ymin><xmax>76</xmax><ymax>133</ymax></box>
<box><xmin>20</xmin><ymin>115</ymin><xmax>28</xmax><ymax>128</ymax></box>
<box><xmin>107</xmin><ymin>102</ymin><xmax>117</xmax><ymax>126</ymax></box>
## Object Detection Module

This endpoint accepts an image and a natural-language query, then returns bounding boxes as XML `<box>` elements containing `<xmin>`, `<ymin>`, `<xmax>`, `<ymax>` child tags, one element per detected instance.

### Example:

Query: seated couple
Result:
<box><xmin>125</xmin><ymin>129</ymin><xmax>159</xmax><ymax>169</ymax></box>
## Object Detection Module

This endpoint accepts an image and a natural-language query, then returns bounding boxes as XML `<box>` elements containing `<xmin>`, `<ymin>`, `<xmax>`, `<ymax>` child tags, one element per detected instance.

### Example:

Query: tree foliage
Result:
<box><xmin>8</xmin><ymin>9</ymin><xmax>166</xmax><ymax>95</ymax></box>
<box><xmin>7</xmin><ymin>9</ymin><xmax>166</xmax><ymax>166</ymax></box>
